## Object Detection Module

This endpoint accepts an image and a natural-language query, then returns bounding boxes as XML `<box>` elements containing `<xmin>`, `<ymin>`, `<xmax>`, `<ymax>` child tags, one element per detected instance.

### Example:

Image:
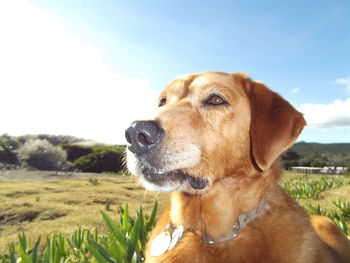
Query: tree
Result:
<box><xmin>299</xmin><ymin>153</ymin><xmax>328</xmax><ymax>167</ymax></box>
<box><xmin>281</xmin><ymin>150</ymin><xmax>301</xmax><ymax>170</ymax></box>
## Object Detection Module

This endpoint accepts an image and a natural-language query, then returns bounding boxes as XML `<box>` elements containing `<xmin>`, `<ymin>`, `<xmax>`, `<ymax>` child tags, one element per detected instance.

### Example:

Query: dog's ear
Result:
<box><xmin>242</xmin><ymin>78</ymin><xmax>306</xmax><ymax>171</ymax></box>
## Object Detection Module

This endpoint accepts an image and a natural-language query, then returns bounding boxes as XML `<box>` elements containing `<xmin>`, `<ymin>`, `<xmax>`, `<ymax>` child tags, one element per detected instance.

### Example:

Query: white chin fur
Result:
<box><xmin>126</xmin><ymin>149</ymin><xmax>142</xmax><ymax>175</ymax></box>
<box><xmin>126</xmin><ymin>143</ymin><xmax>201</xmax><ymax>174</ymax></box>
<box><xmin>126</xmin><ymin>144</ymin><xmax>201</xmax><ymax>192</ymax></box>
<box><xmin>140</xmin><ymin>178</ymin><xmax>181</xmax><ymax>192</ymax></box>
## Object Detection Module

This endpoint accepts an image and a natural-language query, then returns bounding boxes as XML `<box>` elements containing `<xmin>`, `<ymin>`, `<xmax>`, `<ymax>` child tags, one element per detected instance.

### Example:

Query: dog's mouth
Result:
<box><xmin>142</xmin><ymin>168</ymin><xmax>208</xmax><ymax>190</ymax></box>
<box><xmin>126</xmin><ymin>143</ymin><xmax>206</xmax><ymax>192</ymax></box>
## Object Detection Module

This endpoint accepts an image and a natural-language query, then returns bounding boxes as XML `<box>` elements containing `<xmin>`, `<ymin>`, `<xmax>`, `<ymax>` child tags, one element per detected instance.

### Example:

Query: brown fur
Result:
<box><xmin>132</xmin><ymin>72</ymin><xmax>350</xmax><ymax>262</ymax></box>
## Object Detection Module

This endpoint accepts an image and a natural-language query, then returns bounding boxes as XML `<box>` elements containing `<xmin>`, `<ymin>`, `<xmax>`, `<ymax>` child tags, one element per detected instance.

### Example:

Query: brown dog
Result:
<box><xmin>125</xmin><ymin>72</ymin><xmax>350</xmax><ymax>263</ymax></box>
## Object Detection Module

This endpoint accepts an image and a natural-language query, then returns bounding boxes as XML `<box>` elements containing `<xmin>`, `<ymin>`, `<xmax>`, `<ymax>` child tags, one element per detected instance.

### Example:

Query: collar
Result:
<box><xmin>202</xmin><ymin>197</ymin><xmax>268</xmax><ymax>244</ymax></box>
<box><xmin>150</xmin><ymin>197</ymin><xmax>268</xmax><ymax>257</ymax></box>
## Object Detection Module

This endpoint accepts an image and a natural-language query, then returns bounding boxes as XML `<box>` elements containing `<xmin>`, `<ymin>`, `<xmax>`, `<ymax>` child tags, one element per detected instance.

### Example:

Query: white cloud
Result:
<box><xmin>0</xmin><ymin>0</ymin><xmax>158</xmax><ymax>144</ymax></box>
<box><xmin>335</xmin><ymin>76</ymin><xmax>350</xmax><ymax>93</ymax></box>
<box><xmin>290</xmin><ymin>88</ymin><xmax>299</xmax><ymax>94</ymax></box>
<box><xmin>299</xmin><ymin>98</ymin><xmax>350</xmax><ymax>129</ymax></box>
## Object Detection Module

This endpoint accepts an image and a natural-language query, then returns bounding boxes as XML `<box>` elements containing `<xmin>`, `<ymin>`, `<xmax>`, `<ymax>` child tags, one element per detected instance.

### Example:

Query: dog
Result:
<box><xmin>125</xmin><ymin>72</ymin><xmax>350</xmax><ymax>263</ymax></box>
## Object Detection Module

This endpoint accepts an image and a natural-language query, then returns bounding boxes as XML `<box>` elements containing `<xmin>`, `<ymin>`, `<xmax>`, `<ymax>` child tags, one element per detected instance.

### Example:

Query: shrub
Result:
<box><xmin>0</xmin><ymin>134</ymin><xmax>20</xmax><ymax>150</ymax></box>
<box><xmin>73</xmin><ymin>149</ymin><xmax>123</xmax><ymax>173</ymax></box>
<box><xmin>281</xmin><ymin>149</ymin><xmax>301</xmax><ymax>170</ymax></box>
<box><xmin>60</xmin><ymin>144</ymin><xmax>94</xmax><ymax>162</ymax></box>
<box><xmin>0</xmin><ymin>137</ymin><xmax>18</xmax><ymax>164</ymax></box>
<box><xmin>18</xmin><ymin>139</ymin><xmax>67</xmax><ymax>171</ymax></box>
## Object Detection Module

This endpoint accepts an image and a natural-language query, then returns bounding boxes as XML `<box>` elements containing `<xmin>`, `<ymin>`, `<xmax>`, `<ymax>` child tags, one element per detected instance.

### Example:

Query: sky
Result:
<box><xmin>0</xmin><ymin>0</ymin><xmax>349</xmax><ymax>144</ymax></box>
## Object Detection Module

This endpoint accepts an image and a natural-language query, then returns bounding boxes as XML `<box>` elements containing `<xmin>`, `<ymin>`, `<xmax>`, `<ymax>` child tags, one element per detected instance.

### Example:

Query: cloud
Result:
<box><xmin>335</xmin><ymin>76</ymin><xmax>350</xmax><ymax>93</ymax></box>
<box><xmin>299</xmin><ymin>98</ymin><xmax>350</xmax><ymax>129</ymax></box>
<box><xmin>0</xmin><ymin>1</ymin><xmax>158</xmax><ymax>144</ymax></box>
<box><xmin>290</xmin><ymin>88</ymin><xmax>299</xmax><ymax>94</ymax></box>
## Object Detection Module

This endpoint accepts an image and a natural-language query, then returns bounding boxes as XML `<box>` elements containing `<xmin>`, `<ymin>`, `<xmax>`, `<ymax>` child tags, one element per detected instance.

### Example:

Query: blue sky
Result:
<box><xmin>0</xmin><ymin>0</ymin><xmax>349</xmax><ymax>144</ymax></box>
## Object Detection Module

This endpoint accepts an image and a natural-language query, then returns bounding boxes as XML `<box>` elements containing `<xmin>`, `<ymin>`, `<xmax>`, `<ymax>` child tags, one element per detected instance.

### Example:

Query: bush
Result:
<box><xmin>73</xmin><ymin>148</ymin><xmax>124</xmax><ymax>173</ymax></box>
<box><xmin>281</xmin><ymin>150</ymin><xmax>302</xmax><ymax>170</ymax></box>
<box><xmin>60</xmin><ymin>144</ymin><xmax>94</xmax><ymax>162</ymax></box>
<box><xmin>18</xmin><ymin>139</ymin><xmax>67</xmax><ymax>171</ymax></box>
<box><xmin>0</xmin><ymin>137</ymin><xmax>18</xmax><ymax>164</ymax></box>
<box><xmin>0</xmin><ymin>134</ymin><xmax>20</xmax><ymax>150</ymax></box>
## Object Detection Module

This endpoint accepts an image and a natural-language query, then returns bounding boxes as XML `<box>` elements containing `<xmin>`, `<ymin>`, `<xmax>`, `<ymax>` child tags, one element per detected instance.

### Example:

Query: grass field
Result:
<box><xmin>0</xmin><ymin>171</ymin><xmax>168</xmax><ymax>253</ymax></box>
<box><xmin>0</xmin><ymin>170</ymin><xmax>349</xmax><ymax>254</ymax></box>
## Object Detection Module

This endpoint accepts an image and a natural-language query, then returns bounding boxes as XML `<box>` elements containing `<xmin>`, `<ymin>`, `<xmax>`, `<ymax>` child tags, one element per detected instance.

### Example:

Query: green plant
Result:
<box><xmin>88</xmin><ymin>178</ymin><xmax>99</xmax><ymax>186</ymax></box>
<box><xmin>306</xmin><ymin>200</ymin><xmax>350</xmax><ymax>236</ymax></box>
<box><xmin>0</xmin><ymin>202</ymin><xmax>158</xmax><ymax>263</ymax></box>
<box><xmin>0</xmin><ymin>137</ymin><xmax>18</xmax><ymax>164</ymax></box>
<box><xmin>88</xmin><ymin>203</ymin><xmax>158</xmax><ymax>263</ymax></box>
<box><xmin>105</xmin><ymin>202</ymin><xmax>112</xmax><ymax>211</ymax></box>
<box><xmin>281</xmin><ymin>149</ymin><xmax>302</xmax><ymax>170</ymax></box>
<box><xmin>59</xmin><ymin>144</ymin><xmax>94</xmax><ymax>162</ymax></box>
<box><xmin>282</xmin><ymin>176</ymin><xmax>349</xmax><ymax>200</ymax></box>
<box><xmin>73</xmin><ymin>149</ymin><xmax>124</xmax><ymax>173</ymax></box>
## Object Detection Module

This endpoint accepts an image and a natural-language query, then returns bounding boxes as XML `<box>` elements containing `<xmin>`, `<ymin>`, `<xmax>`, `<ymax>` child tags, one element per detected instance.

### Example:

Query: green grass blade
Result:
<box><xmin>18</xmin><ymin>233</ymin><xmax>27</xmax><ymax>253</ymax></box>
<box><xmin>138</xmin><ymin>206</ymin><xmax>146</xmax><ymax>247</ymax></box>
<box><xmin>18</xmin><ymin>242</ymin><xmax>32</xmax><ymax>263</ymax></box>
<box><xmin>87</xmin><ymin>239</ymin><xmax>117</xmax><ymax>263</ymax></box>
<box><xmin>86</xmin><ymin>244</ymin><xmax>107</xmax><ymax>263</ymax></box>
<box><xmin>126</xmin><ymin>217</ymin><xmax>140</xmax><ymax>261</ymax></box>
<box><xmin>146</xmin><ymin>202</ymin><xmax>158</xmax><ymax>232</ymax></box>
<box><xmin>122</xmin><ymin>204</ymin><xmax>129</xmax><ymax>230</ymax></box>
<box><xmin>31</xmin><ymin>236</ymin><xmax>41</xmax><ymax>263</ymax></box>
<box><xmin>101</xmin><ymin>211</ymin><xmax>126</xmax><ymax>243</ymax></box>
<box><xmin>111</xmin><ymin>243</ymin><xmax>124</xmax><ymax>263</ymax></box>
<box><xmin>7</xmin><ymin>243</ymin><xmax>17</xmax><ymax>263</ymax></box>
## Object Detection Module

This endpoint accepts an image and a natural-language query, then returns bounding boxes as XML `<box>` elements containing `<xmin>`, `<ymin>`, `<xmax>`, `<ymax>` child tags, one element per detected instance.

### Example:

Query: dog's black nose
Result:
<box><xmin>125</xmin><ymin>120</ymin><xmax>164</xmax><ymax>155</ymax></box>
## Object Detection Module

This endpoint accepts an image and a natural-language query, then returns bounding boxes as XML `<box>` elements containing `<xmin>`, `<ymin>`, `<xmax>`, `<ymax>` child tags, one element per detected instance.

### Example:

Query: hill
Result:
<box><xmin>291</xmin><ymin>142</ymin><xmax>350</xmax><ymax>156</ymax></box>
<box><xmin>282</xmin><ymin>142</ymin><xmax>350</xmax><ymax>170</ymax></box>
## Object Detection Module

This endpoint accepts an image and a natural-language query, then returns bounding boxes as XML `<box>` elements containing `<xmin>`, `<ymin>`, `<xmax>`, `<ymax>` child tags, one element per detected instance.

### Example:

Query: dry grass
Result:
<box><xmin>0</xmin><ymin>170</ymin><xmax>349</xmax><ymax>252</ymax></box>
<box><xmin>0</xmin><ymin>171</ymin><xmax>168</xmax><ymax>252</ymax></box>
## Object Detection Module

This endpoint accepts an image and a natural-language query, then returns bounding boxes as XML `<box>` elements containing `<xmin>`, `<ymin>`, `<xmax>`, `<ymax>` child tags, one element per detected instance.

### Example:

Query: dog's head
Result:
<box><xmin>125</xmin><ymin>72</ymin><xmax>306</xmax><ymax>193</ymax></box>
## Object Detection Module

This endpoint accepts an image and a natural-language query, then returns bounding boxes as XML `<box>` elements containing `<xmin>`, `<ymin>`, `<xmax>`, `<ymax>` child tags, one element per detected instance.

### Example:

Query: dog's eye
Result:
<box><xmin>158</xmin><ymin>98</ymin><xmax>166</xmax><ymax>107</ymax></box>
<box><xmin>206</xmin><ymin>94</ymin><xmax>227</xmax><ymax>106</ymax></box>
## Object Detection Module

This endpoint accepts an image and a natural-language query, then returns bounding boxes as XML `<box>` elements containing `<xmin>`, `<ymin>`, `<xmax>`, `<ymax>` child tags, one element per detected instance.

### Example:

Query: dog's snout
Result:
<box><xmin>125</xmin><ymin>120</ymin><xmax>164</xmax><ymax>155</ymax></box>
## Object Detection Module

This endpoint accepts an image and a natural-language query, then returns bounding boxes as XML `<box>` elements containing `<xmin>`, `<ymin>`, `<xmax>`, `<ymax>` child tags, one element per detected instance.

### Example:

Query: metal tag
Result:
<box><xmin>150</xmin><ymin>231</ymin><xmax>172</xmax><ymax>257</ymax></box>
<box><xmin>168</xmin><ymin>226</ymin><xmax>184</xmax><ymax>250</ymax></box>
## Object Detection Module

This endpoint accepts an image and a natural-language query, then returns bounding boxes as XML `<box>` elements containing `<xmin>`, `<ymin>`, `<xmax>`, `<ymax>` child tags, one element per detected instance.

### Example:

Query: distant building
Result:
<box><xmin>336</xmin><ymin>167</ymin><xmax>348</xmax><ymax>174</ymax></box>
<box><xmin>291</xmin><ymin>167</ymin><xmax>322</xmax><ymax>174</ymax></box>
<box><xmin>321</xmin><ymin>166</ymin><xmax>335</xmax><ymax>174</ymax></box>
<box><xmin>291</xmin><ymin>166</ymin><xmax>348</xmax><ymax>175</ymax></box>
<box><xmin>321</xmin><ymin>166</ymin><xmax>348</xmax><ymax>174</ymax></box>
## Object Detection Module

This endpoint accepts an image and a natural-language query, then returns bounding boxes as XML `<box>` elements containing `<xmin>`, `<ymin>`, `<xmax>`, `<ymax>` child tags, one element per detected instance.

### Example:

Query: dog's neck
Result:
<box><xmin>169</xmin><ymin>163</ymin><xmax>281</xmax><ymax>241</ymax></box>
